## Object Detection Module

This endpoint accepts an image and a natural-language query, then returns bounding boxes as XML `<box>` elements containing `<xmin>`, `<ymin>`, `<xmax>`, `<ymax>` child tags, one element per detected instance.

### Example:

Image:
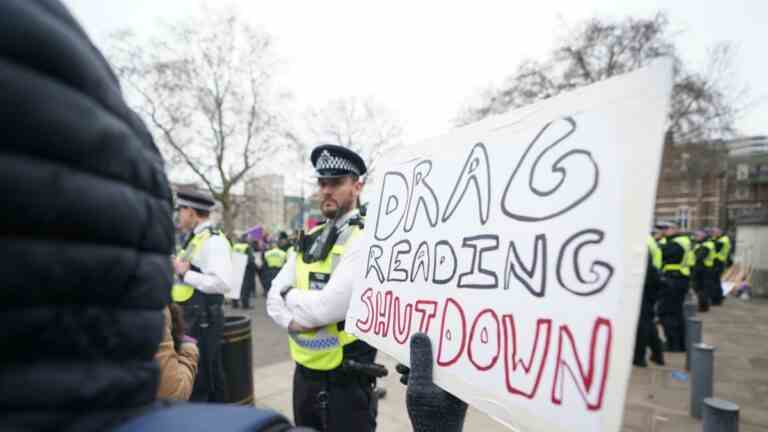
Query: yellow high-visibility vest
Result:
<box><xmin>288</xmin><ymin>223</ymin><xmax>361</xmax><ymax>371</ymax></box>
<box><xmin>233</xmin><ymin>242</ymin><xmax>249</xmax><ymax>254</ymax></box>
<box><xmin>662</xmin><ymin>235</ymin><xmax>692</xmax><ymax>277</ymax></box>
<box><xmin>264</xmin><ymin>248</ymin><xmax>287</xmax><ymax>268</ymax></box>
<box><xmin>715</xmin><ymin>235</ymin><xmax>731</xmax><ymax>264</ymax></box>
<box><xmin>646</xmin><ymin>236</ymin><xmax>662</xmax><ymax>270</ymax></box>
<box><xmin>695</xmin><ymin>240</ymin><xmax>716</xmax><ymax>268</ymax></box>
<box><xmin>171</xmin><ymin>227</ymin><xmax>229</xmax><ymax>303</ymax></box>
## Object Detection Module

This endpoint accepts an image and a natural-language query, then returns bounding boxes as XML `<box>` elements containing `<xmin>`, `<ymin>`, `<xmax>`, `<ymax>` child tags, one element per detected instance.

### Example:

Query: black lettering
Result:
<box><xmin>504</xmin><ymin>234</ymin><xmax>547</xmax><ymax>297</ymax></box>
<box><xmin>442</xmin><ymin>142</ymin><xmax>491</xmax><ymax>225</ymax></box>
<box><xmin>458</xmin><ymin>235</ymin><xmax>499</xmax><ymax>289</ymax></box>
<box><xmin>366</xmin><ymin>245</ymin><xmax>385</xmax><ymax>283</ymax></box>
<box><xmin>404</xmin><ymin>161</ymin><xmax>440</xmax><ymax>232</ymax></box>
<box><xmin>557</xmin><ymin>229</ymin><xmax>614</xmax><ymax>296</ymax></box>
<box><xmin>387</xmin><ymin>239</ymin><xmax>412</xmax><ymax>282</ymax></box>
<box><xmin>433</xmin><ymin>240</ymin><xmax>457</xmax><ymax>285</ymax></box>
<box><xmin>410</xmin><ymin>241</ymin><xmax>430</xmax><ymax>283</ymax></box>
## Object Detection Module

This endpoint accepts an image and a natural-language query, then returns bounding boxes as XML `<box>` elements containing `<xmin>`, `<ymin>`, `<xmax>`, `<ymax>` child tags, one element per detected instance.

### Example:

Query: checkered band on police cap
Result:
<box><xmin>315</xmin><ymin>150</ymin><xmax>361</xmax><ymax>176</ymax></box>
<box><xmin>310</xmin><ymin>144</ymin><xmax>367</xmax><ymax>178</ymax></box>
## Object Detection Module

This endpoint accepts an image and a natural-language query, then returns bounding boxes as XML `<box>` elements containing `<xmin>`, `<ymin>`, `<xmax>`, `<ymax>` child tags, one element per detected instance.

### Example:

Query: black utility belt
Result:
<box><xmin>182</xmin><ymin>292</ymin><xmax>224</xmax><ymax>307</ymax></box>
<box><xmin>296</xmin><ymin>363</ymin><xmax>370</xmax><ymax>384</ymax></box>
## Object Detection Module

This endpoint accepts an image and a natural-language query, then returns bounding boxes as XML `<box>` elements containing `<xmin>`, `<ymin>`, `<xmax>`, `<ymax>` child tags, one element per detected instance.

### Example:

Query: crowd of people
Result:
<box><xmin>634</xmin><ymin>221</ymin><xmax>733</xmax><ymax>367</ymax></box>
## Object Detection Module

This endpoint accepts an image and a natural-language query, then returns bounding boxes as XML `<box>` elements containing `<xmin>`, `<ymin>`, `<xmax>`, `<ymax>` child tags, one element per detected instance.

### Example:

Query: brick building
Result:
<box><xmin>654</xmin><ymin>135</ymin><xmax>768</xmax><ymax>232</ymax></box>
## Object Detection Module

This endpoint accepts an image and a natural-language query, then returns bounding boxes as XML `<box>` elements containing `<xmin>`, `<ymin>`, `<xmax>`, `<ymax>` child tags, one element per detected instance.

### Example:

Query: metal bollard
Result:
<box><xmin>702</xmin><ymin>398</ymin><xmax>739</xmax><ymax>432</ymax></box>
<box><xmin>684</xmin><ymin>302</ymin><xmax>697</xmax><ymax>320</ymax></box>
<box><xmin>690</xmin><ymin>343</ymin><xmax>715</xmax><ymax>418</ymax></box>
<box><xmin>685</xmin><ymin>318</ymin><xmax>702</xmax><ymax>371</ymax></box>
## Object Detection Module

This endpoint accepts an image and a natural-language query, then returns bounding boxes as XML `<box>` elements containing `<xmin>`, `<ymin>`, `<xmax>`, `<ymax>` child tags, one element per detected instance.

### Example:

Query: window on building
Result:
<box><xmin>677</xmin><ymin>207</ymin><xmax>690</xmax><ymax>231</ymax></box>
<box><xmin>680</xmin><ymin>152</ymin><xmax>690</xmax><ymax>173</ymax></box>
<box><xmin>737</xmin><ymin>163</ymin><xmax>749</xmax><ymax>181</ymax></box>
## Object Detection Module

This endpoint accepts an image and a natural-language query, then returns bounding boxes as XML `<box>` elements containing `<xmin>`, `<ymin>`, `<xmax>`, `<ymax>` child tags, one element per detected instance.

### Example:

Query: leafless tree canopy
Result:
<box><xmin>108</xmin><ymin>9</ymin><xmax>282</xmax><ymax>235</ymax></box>
<box><xmin>457</xmin><ymin>13</ymin><xmax>748</xmax><ymax>142</ymax></box>
<box><xmin>306</xmin><ymin>98</ymin><xmax>403</xmax><ymax>180</ymax></box>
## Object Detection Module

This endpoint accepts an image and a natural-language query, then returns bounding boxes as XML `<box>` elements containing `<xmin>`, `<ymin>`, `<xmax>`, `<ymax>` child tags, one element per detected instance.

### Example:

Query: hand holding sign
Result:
<box><xmin>404</xmin><ymin>333</ymin><xmax>468</xmax><ymax>432</ymax></box>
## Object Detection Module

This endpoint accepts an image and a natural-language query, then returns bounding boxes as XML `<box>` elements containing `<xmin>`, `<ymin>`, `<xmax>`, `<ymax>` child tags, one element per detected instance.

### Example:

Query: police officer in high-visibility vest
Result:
<box><xmin>634</xmin><ymin>235</ymin><xmax>665</xmax><ymax>367</ymax></box>
<box><xmin>657</xmin><ymin>221</ymin><xmax>691</xmax><ymax>352</ymax></box>
<box><xmin>267</xmin><ymin>144</ymin><xmax>379</xmax><ymax>432</ymax></box>
<box><xmin>711</xmin><ymin>227</ymin><xmax>731</xmax><ymax>306</ymax></box>
<box><xmin>261</xmin><ymin>241</ymin><xmax>287</xmax><ymax>296</ymax></box>
<box><xmin>172</xmin><ymin>190</ymin><xmax>233</xmax><ymax>402</ymax></box>
<box><xmin>692</xmin><ymin>230</ymin><xmax>716</xmax><ymax>312</ymax></box>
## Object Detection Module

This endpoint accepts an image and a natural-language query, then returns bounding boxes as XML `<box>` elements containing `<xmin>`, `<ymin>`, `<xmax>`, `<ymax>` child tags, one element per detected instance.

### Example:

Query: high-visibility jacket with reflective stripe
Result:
<box><xmin>661</xmin><ymin>235</ymin><xmax>692</xmax><ymax>277</ymax></box>
<box><xmin>288</xmin><ymin>222</ymin><xmax>361</xmax><ymax>371</ymax></box>
<box><xmin>695</xmin><ymin>240</ymin><xmax>716</xmax><ymax>268</ymax></box>
<box><xmin>715</xmin><ymin>235</ymin><xmax>731</xmax><ymax>264</ymax></box>
<box><xmin>172</xmin><ymin>228</ymin><xmax>229</xmax><ymax>303</ymax></box>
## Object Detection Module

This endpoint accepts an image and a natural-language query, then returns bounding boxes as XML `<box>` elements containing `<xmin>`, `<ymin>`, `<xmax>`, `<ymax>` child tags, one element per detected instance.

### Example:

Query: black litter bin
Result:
<box><xmin>221</xmin><ymin>315</ymin><xmax>254</xmax><ymax>405</ymax></box>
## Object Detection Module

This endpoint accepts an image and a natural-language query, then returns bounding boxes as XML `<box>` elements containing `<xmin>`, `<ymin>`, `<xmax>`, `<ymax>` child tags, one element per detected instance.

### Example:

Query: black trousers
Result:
<box><xmin>293</xmin><ymin>365</ymin><xmax>377</xmax><ymax>432</ymax></box>
<box><xmin>183</xmin><ymin>295</ymin><xmax>226</xmax><ymax>402</ymax></box>
<box><xmin>658</xmin><ymin>276</ymin><xmax>689</xmax><ymax>351</ymax></box>
<box><xmin>693</xmin><ymin>271</ymin><xmax>711</xmax><ymax>312</ymax></box>
<box><xmin>711</xmin><ymin>262</ymin><xmax>725</xmax><ymax>305</ymax></box>
<box><xmin>261</xmin><ymin>268</ymin><xmax>279</xmax><ymax>295</ymax></box>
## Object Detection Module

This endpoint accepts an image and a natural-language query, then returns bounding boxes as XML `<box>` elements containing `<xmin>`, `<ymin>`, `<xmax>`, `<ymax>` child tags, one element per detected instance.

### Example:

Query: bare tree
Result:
<box><xmin>457</xmin><ymin>13</ymin><xmax>749</xmax><ymax>142</ymax></box>
<box><xmin>305</xmin><ymin>98</ymin><xmax>403</xmax><ymax>181</ymax></box>
<box><xmin>108</xmin><ymin>8</ymin><xmax>283</xmax><ymax>236</ymax></box>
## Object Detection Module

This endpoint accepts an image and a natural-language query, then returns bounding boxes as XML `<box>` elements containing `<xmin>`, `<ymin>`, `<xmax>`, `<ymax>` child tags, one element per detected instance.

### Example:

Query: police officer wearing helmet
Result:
<box><xmin>172</xmin><ymin>189</ymin><xmax>233</xmax><ymax>402</ymax></box>
<box><xmin>267</xmin><ymin>144</ymin><xmax>379</xmax><ymax>432</ymax></box>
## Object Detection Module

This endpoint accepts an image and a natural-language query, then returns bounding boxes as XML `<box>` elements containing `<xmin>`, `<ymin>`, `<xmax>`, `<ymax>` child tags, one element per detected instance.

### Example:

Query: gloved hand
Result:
<box><xmin>399</xmin><ymin>332</ymin><xmax>468</xmax><ymax>432</ymax></box>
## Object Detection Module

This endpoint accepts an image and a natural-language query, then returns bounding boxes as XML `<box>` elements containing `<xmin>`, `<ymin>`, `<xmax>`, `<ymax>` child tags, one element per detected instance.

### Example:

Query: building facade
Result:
<box><xmin>654</xmin><ymin>135</ymin><xmax>768</xmax><ymax>232</ymax></box>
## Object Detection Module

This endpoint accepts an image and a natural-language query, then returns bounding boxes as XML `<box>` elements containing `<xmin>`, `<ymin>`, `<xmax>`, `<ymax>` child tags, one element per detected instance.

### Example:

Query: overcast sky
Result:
<box><xmin>63</xmin><ymin>0</ymin><xmax>766</xmax><ymax>149</ymax></box>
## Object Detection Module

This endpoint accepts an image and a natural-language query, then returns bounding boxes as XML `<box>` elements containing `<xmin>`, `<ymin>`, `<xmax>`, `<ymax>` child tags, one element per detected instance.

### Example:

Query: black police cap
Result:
<box><xmin>176</xmin><ymin>189</ymin><xmax>216</xmax><ymax>211</ymax></box>
<box><xmin>310</xmin><ymin>144</ymin><xmax>367</xmax><ymax>178</ymax></box>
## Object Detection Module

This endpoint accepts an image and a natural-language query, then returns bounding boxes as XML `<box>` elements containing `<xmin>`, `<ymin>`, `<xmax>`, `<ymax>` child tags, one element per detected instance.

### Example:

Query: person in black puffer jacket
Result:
<box><xmin>0</xmin><ymin>0</ymin><xmax>173</xmax><ymax>430</ymax></box>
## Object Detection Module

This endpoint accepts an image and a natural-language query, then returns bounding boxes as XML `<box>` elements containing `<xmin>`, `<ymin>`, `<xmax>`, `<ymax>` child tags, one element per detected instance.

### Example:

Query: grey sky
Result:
<box><xmin>63</xmin><ymin>0</ymin><xmax>766</xmax><ymax>147</ymax></box>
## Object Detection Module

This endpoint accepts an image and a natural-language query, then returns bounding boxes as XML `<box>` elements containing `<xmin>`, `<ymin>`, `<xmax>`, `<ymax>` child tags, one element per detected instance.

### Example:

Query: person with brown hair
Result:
<box><xmin>155</xmin><ymin>304</ymin><xmax>199</xmax><ymax>400</ymax></box>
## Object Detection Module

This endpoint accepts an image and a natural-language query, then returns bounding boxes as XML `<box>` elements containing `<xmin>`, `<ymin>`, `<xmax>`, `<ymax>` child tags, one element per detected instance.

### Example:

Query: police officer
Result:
<box><xmin>657</xmin><ymin>221</ymin><xmax>691</xmax><ymax>352</ymax></box>
<box><xmin>172</xmin><ymin>190</ymin><xmax>233</xmax><ymax>402</ymax></box>
<box><xmin>711</xmin><ymin>227</ymin><xmax>731</xmax><ymax>306</ymax></box>
<box><xmin>232</xmin><ymin>234</ymin><xmax>256</xmax><ymax>309</ymax></box>
<box><xmin>267</xmin><ymin>144</ymin><xmax>378</xmax><ymax>432</ymax></box>
<box><xmin>692</xmin><ymin>230</ymin><xmax>716</xmax><ymax>312</ymax></box>
<box><xmin>633</xmin><ymin>234</ymin><xmax>665</xmax><ymax>367</ymax></box>
<box><xmin>261</xmin><ymin>240</ymin><xmax>288</xmax><ymax>296</ymax></box>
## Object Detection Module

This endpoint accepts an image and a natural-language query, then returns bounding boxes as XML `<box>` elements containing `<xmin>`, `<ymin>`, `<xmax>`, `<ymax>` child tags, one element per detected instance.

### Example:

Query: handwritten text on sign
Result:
<box><xmin>347</xmin><ymin>61</ymin><xmax>671</xmax><ymax>432</ymax></box>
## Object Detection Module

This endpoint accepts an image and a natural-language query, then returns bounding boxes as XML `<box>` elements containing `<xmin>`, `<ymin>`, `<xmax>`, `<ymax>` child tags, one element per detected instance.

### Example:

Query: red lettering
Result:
<box><xmin>374</xmin><ymin>290</ymin><xmax>393</xmax><ymax>337</ymax></box>
<box><xmin>392</xmin><ymin>297</ymin><xmax>413</xmax><ymax>345</ymax></box>
<box><xmin>437</xmin><ymin>298</ymin><xmax>467</xmax><ymax>366</ymax></box>
<box><xmin>468</xmin><ymin>309</ymin><xmax>500</xmax><ymax>371</ymax></box>
<box><xmin>551</xmin><ymin>317</ymin><xmax>612</xmax><ymax>411</ymax></box>
<box><xmin>414</xmin><ymin>300</ymin><xmax>438</xmax><ymax>333</ymax></box>
<box><xmin>355</xmin><ymin>288</ymin><xmax>375</xmax><ymax>333</ymax></box>
<box><xmin>502</xmin><ymin>315</ymin><xmax>552</xmax><ymax>399</ymax></box>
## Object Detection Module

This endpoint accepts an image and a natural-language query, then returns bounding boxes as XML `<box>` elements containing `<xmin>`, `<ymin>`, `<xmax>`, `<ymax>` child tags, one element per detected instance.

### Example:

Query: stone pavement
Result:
<box><xmin>241</xmin><ymin>297</ymin><xmax>768</xmax><ymax>431</ymax></box>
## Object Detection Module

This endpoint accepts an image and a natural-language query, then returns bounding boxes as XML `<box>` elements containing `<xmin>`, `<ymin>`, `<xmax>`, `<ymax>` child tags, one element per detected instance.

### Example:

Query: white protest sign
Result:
<box><xmin>226</xmin><ymin>251</ymin><xmax>247</xmax><ymax>300</ymax></box>
<box><xmin>346</xmin><ymin>60</ymin><xmax>673</xmax><ymax>432</ymax></box>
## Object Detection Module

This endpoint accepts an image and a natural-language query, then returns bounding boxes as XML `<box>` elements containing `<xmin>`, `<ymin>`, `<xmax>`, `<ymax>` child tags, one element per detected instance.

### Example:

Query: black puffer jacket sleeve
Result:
<box><xmin>0</xmin><ymin>1</ymin><xmax>173</xmax><ymax>431</ymax></box>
